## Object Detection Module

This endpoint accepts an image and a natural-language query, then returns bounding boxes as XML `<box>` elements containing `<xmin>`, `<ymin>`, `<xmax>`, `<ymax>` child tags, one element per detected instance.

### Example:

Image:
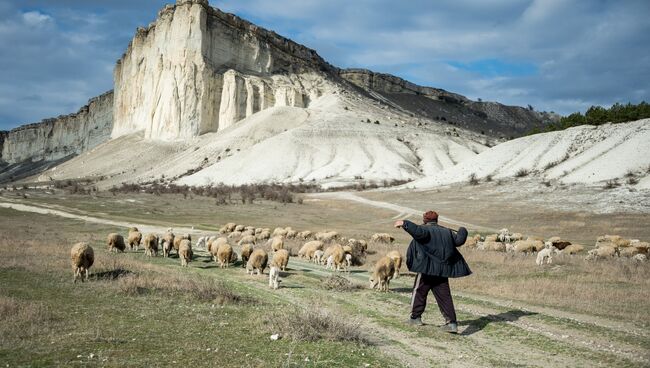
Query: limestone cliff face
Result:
<box><xmin>0</xmin><ymin>91</ymin><xmax>113</xmax><ymax>164</ymax></box>
<box><xmin>112</xmin><ymin>0</ymin><xmax>330</xmax><ymax>141</ymax></box>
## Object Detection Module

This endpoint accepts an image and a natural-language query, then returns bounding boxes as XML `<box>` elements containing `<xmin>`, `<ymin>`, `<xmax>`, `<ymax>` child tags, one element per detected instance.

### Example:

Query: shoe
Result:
<box><xmin>440</xmin><ymin>322</ymin><xmax>458</xmax><ymax>334</ymax></box>
<box><xmin>407</xmin><ymin>317</ymin><xmax>424</xmax><ymax>326</ymax></box>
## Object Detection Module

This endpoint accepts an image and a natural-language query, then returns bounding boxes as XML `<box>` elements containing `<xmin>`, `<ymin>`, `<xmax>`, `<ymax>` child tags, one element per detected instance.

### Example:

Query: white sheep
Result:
<box><xmin>269</xmin><ymin>266</ymin><xmax>280</xmax><ymax>289</ymax></box>
<box><xmin>71</xmin><ymin>242</ymin><xmax>94</xmax><ymax>283</ymax></box>
<box><xmin>127</xmin><ymin>230</ymin><xmax>143</xmax><ymax>251</ymax></box>
<box><xmin>633</xmin><ymin>254</ymin><xmax>648</xmax><ymax>262</ymax></box>
<box><xmin>535</xmin><ymin>246</ymin><xmax>557</xmax><ymax>265</ymax></box>
<box><xmin>313</xmin><ymin>250</ymin><xmax>325</xmax><ymax>265</ymax></box>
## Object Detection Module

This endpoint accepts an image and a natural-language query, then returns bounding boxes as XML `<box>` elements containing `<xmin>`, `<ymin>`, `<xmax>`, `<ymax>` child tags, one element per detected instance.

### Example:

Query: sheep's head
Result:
<box><xmin>368</xmin><ymin>276</ymin><xmax>378</xmax><ymax>289</ymax></box>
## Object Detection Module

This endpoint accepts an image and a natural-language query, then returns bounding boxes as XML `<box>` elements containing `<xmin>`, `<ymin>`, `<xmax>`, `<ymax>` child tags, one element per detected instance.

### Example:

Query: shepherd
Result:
<box><xmin>394</xmin><ymin>210</ymin><xmax>471</xmax><ymax>333</ymax></box>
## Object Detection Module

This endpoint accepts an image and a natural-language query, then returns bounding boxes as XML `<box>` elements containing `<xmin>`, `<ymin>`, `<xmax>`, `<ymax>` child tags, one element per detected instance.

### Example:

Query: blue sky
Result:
<box><xmin>1</xmin><ymin>0</ymin><xmax>649</xmax><ymax>130</ymax></box>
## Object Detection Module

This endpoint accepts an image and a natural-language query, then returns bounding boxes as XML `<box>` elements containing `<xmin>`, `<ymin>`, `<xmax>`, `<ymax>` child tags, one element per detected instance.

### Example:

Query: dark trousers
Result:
<box><xmin>410</xmin><ymin>273</ymin><xmax>457</xmax><ymax>323</ymax></box>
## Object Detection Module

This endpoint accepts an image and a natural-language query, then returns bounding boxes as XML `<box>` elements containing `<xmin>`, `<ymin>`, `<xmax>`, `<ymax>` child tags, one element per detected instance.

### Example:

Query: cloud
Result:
<box><xmin>0</xmin><ymin>0</ymin><xmax>648</xmax><ymax>130</ymax></box>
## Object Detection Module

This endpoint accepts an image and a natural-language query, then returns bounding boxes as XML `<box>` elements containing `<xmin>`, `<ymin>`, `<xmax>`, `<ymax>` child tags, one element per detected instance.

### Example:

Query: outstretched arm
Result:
<box><xmin>453</xmin><ymin>227</ymin><xmax>468</xmax><ymax>247</ymax></box>
<box><xmin>395</xmin><ymin>220</ymin><xmax>430</xmax><ymax>242</ymax></box>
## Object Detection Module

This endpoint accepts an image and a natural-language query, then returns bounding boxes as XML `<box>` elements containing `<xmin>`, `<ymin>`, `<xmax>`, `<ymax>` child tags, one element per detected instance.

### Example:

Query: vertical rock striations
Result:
<box><xmin>0</xmin><ymin>91</ymin><xmax>113</xmax><ymax>164</ymax></box>
<box><xmin>112</xmin><ymin>0</ymin><xmax>331</xmax><ymax>141</ymax></box>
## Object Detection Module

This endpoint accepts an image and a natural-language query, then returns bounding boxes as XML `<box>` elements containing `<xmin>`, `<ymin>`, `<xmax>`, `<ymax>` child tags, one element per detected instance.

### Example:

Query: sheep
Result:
<box><xmin>464</xmin><ymin>234</ymin><xmax>481</xmax><ymax>248</ymax></box>
<box><xmin>173</xmin><ymin>234</ymin><xmax>191</xmax><ymax>253</ymax></box>
<box><xmin>238</xmin><ymin>235</ymin><xmax>256</xmax><ymax>246</ymax></box>
<box><xmin>196</xmin><ymin>236</ymin><xmax>207</xmax><ymax>249</ymax></box>
<box><xmin>536</xmin><ymin>246</ymin><xmax>558</xmax><ymax>265</ymax></box>
<box><xmin>240</xmin><ymin>243</ymin><xmax>254</xmax><ymax>267</ymax></box>
<box><xmin>271</xmin><ymin>249</ymin><xmax>289</xmax><ymax>271</ymax></box>
<box><xmin>272</xmin><ymin>227</ymin><xmax>288</xmax><ymax>237</ymax></box>
<box><xmin>345</xmin><ymin>253</ymin><xmax>352</xmax><ymax>268</ymax></box>
<box><xmin>547</xmin><ymin>236</ymin><xmax>562</xmax><ymax>244</ymax></box>
<box><xmin>585</xmin><ymin>245</ymin><xmax>618</xmax><ymax>260</ymax></box>
<box><xmin>480</xmin><ymin>241</ymin><xmax>506</xmax><ymax>252</ymax></box>
<box><xmin>269</xmin><ymin>266</ymin><xmax>280</xmax><ymax>289</ymax></box>
<box><xmin>633</xmin><ymin>242</ymin><xmax>649</xmax><ymax>254</ymax></box>
<box><xmin>142</xmin><ymin>233</ymin><xmax>159</xmax><ymax>257</ymax></box>
<box><xmin>484</xmin><ymin>234</ymin><xmax>499</xmax><ymax>243</ymax></box>
<box><xmin>285</xmin><ymin>229</ymin><xmax>297</xmax><ymax>239</ymax></box>
<box><xmin>240</xmin><ymin>230</ymin><xmax>255</xmax><ymax>238</ymax></box>
<box><xmin>328</xmin><ymin>244</ymin><xmax>346</xmax><ymax>271</ymax></box>
<box><xmin>619</xmin><ymin>247</ymin><xmax>642</xmax><ymax>258</ymax></box>
<box><xmin>596</xmin><ymin>235</ymin><xmax>630</xmax><ymax>248</ymax></box>
<box><xmin>179</xmin><ymin>239</ymin><xmax>193</xmax><ymax>267</ymax></box>
<box><xmin>298</xmin><ymin>240</ymin><xmax>324</xmax><ymax>259</ymax></box>
<box><xmin>371</xmin><ymin>233</ymin><xmax>395</xmax><ymax>244</ymax></box>
<box><xmin>254</xmin><ymin>227</ymin><xmax>263</xmax><ymax>235</ymax></box>
<box><xmin>513</xmin><ymin>240</ymin><xmax>542</xmax><ymax>254</ymax></box>
<box><xmin>228</xmin><ymin>230</ymin><xmax>242</xmax><ymax>239</ymax></box>
<box><xmin>325</xmin><ymin>255</ymin><xmax>334</xmax><ymax>270</ymax></box>
<box><xmin>633</xmin><ymin>254</ymin><xmax>648</xmax><ymax>262</ymax></box>
<box><xmin>235</xmin><ymin>224</ymin><xmax>245</xmax><ymax>232</ymax></box>
<box><xmin>107</xmin><ymin>233</ymin><xmax>126</xmax><ymax>253</ymax></box>
<box><xmin>244</xmin><ymin>226</ymin><xmax>255</xmax><ymax>232</ymax></box>
<box><xmin>560</xmin><ymin>243</ymin><xmax>585</xmax><ymax>255</ymax></box>
<box><xmin>71</xmin><ymin>242</ymin><xmax>94</xmax><ymax>283</ymax></box>
<box><xmin>161</xmin><ymin>231</ymin><xmax>175</xmax><ymax>257</ymax></box>
<box><xmin>297</xmin><ymin>230</ymin><xmax>312</xmax><ymax>240</ymax></box>
<box><xmin>127</xmin><ymin>230</ymin><xmax>142</xmax><ymax>251</ymax></box>
<box><xmin>313</xmin><ymin>250</ymin><xmax>325</xmax><ymax>265</ymax></box>
<box><xmin>216</xmin><ymin>243</ymin><xmax>234</xmax><ymax>268</ymax></box>
<box><xmin>316</xmin><ymin>231</ymin><xmax>339</xmax><ymax>243</ymax></box>
<box><xmin>246</xmin><ymin>249</ymin><xmax>268</xmax><ymax>275</ymax></box>
<box><xmin>386</xmin><ymin>250</ymin><xmax>402</xmax><ymax>278</ymax></box>
<box><xmin>498</xmin><ymin>228</ymin><xmax>511</xmax><ymax>243</ymax></box>
<box><xmin>223</xmin><ymin>223</ymin><xmax>236</xmax><ymax>232</ymax></box>
<box><xmin>256</xmin><ymin>231</ymin><xmax>271</xmax><ymax>241</ymax></box>
<box><xmin>369</xmin><ymin>256</ymin><xmax>396</xmax><ymax>292</ymax></box>
<box><xmin>268</xmin><ymin>236</ymin><xmax>284</xmax><ymax>252</ymax></box>
<box><xmin>209</xmin><ymin>237</ymin><xmax>228</xmax><ymax>261</ymax></box>
<box><xmin>510</xmin><ymin>233</ymin><xmax>524</xmax><ymax>242</ymax></box>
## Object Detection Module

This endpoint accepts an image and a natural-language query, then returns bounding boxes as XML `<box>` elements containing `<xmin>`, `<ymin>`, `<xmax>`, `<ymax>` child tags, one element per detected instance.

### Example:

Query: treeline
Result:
<box><xmin>528</xmin><ymin>101</ymin><xmax>650</xmax><ymax>135</ymax></box>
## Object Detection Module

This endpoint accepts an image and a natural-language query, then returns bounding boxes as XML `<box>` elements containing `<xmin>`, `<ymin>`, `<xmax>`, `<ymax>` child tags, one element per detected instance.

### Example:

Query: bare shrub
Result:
<box><xmin>627</xmin><ymin>176</ymin><xmax>639</xmax><ymax>185</ymax></box>
<box><xmin>485</xmin><ymin>174</ymin><xmax>493</xmax><ymax>182</ymax></box>
<box><xmin>320</xmin><ymin>275</ymin><xmax>363</xmax><ymax>292</ymax></box>
<box><xmin>603</xmin><ymin>180</ymin><xmax>620</xmax><ymax>189</ymax></box>
<box><xmin>468</xmin><ymin>173</ymin><xmax>479</xmax><ymax>186</ymax></box>
<box><xmin>515</xmin><ymin>168</ymin><xmax>530</xmax><ymax>177</ymax></box>
<box><xmin>266</xmin><ymin>307</ymin><xmax>368</xmax><ymax>344</ymax></box>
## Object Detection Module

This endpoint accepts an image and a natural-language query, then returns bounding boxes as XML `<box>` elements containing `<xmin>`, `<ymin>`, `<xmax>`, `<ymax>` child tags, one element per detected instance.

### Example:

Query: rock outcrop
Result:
<box><xmin>340</xmin><ymin>68</ymin><xmax>557</xmax><ymax>137</ymax></box>
<box><xmin>0</xmin><ymin>91</ymin><xmax>113</xmax><ymax>165</ymax></box>
<box><xmin>112</xmin><ymin>0</ymin><xmax>330</xmax><ymax>141</ymax></box>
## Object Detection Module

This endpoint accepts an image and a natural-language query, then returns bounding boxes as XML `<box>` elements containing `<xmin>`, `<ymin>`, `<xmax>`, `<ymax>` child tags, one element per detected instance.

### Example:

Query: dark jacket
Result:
<box><xmin>403</xmin><ymin>220</ymin><xmax>472</xmax><ymax>278</ymax></box>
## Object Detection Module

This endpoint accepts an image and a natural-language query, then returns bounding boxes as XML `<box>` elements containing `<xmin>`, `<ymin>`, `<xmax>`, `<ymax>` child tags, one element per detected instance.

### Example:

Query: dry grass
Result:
<box><xmin>0</xmin><ymin>297</ymin><xmax>58</xmax><ymax>345</ymax></box>
<box><xmin>265</xmin><ymin>307</ymin><xmax>368</xmax><ymax>344</ymax></box>
<box><xmin>455</xmin><ymin>249</ymin><xmax>650</xmax><ymax>323</ymax></box>
<box><xmin>320</xmin><ymin>275</ymin><xmax>364</xmax><ymax>292</ymax></box>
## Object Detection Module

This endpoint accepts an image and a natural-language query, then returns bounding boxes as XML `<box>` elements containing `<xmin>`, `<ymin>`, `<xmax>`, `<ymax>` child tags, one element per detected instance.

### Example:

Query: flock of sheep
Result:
<box><xmin>465</xmin><ymin>228</ymin><xmax>650</xmax><ymax>265</ymax></box>
<box><xmin>70</xmin><ymin>223</ymin><xmax>402</xmax><ymax>291</ymax></box>
<box><xmin>70</xmin><ymin>224</ymin><xmax>648</xmax><ymax>286</ymax></box>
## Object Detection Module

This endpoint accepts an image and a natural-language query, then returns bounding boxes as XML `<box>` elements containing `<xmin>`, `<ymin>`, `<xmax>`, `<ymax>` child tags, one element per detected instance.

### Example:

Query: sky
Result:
<box><xmin>0</xmin><ymin>0</ymin><xmax>649</xmax><ymax>131</ymax></box>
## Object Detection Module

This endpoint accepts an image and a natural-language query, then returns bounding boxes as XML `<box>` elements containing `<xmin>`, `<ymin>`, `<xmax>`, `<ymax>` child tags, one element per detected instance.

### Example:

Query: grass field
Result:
<box><xmin>1</xmin><ymin>188</ymin><xmax>649</xmax><ymax>367</ymax></box>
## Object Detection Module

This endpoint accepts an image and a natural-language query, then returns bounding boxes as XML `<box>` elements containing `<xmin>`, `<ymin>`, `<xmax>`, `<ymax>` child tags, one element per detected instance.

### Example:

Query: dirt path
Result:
<box><xmin>3</xmin><ymin>199</ymin><xmax>648</xmax><ymax>366</ymax></box>
<box><xmin>309</xmin><ymin>191</ymin><xmax>496</xmax><ymax>232</ymax></box>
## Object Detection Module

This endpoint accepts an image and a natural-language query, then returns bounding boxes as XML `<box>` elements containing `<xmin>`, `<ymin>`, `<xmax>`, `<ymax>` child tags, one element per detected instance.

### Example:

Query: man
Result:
<box><xmin>394</xmin><ymin>210</ymin><xmax>471</xmax><ymax>333</ymax></box>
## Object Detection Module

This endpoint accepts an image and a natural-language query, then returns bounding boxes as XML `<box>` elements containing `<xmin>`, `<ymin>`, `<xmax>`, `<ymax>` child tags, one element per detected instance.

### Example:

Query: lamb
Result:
<box><xmin>633</xmin><ymin>241</ymin><xmax>649</xmax><ymax>254</ymax></box>
<box><xmin>240</xmin><ymin>243</ymin><xmax>254</xmax><ymax>267</ymax></box>
<box><xmin>71</xmin><ymin>242</ymin><xmax>94</xmax><ymax>283</ymax></box>
<box><xmin>536</xmin><ymin>246</ymin><xmax>558</xmax><ymax>265</ymax></box>
<box><xmin>560</xmin><ymin>243</ymin><xmax>585</xmax><ymax>255</ymax></box>
<box><xmin>386</xmin><ymin>250</ymin><xmax>402</xmax><ymax>278</ymax></box>
<box><xmin>633</xmin><ymin>254</ymin><xmax>648</xmax><ymax>262</ymax></box>
<box><xmin>238</xmin><ymin>235</ymin><xmax>256</xmax><ymax>246</ymax></box>
<box><xmin>313</xmin><ymin>250</ymin><xmax>325</xmax><ymax>264</ymax></box>
<box><xmin>325</xmin><ymin>255</ymin><xmax>334</xmax><ymax>270</ymax></box>
<box><xmin>269</xmin><ymin>266</ymin><xmax>280</xmax><ymax>289</ymax></box>
<box><xmin>328</xmin><ymin>245</ymin><xmax>346</xmax><ymax>271</ymax></box>
<box><xmin>196</xmin><ymin>236</ymin><xmax>207</xmax><ymax>249</ymax></box>
<box><xmin>179</xmin><ymin>239</ymin><xmax>193</xmax><ymax>267</ymax></box>
<box><xmin>107</xmin><ymin>233</ymin><xmax>126</xmax><ymax>253</ymax></box>
<box><xmin>246</xmin><ymin>249</ymin><xmax>268</xmax><ymax>275</ymax></box>
<box><xmin>215</xmin><ymin>243</ymin><xmax>234</xmax><ymax>268</ymax></box>
<box><xmin>271</xmin><ymin>249</ymin><xmax>289</xmax><ymax>271</ymax></box>
<box><xmin>298</xmin><ymin>240</ymin><xmax>324</xmax><ymax>259</ymax></box>
<box><xmin>127</xmin><ymin>230</ymin><xmax>142</xmax><ymax>251</ymax></box>
<box><xmin>268</xmin><ymin>236</ymin><xmax>284</xmax><ymax>252</ymax></box>
<box><xmin>161</xmin><ymin>231</ymin><xmax>175</xmax><ymax>257</ymax></box>
<box><xmin>369</xmin><ymin>256</ymin><xmax>396</xmax><ymax>292</ymax></box>
<box><xmin>371</xmin><ymin>233</ymin><xmax>395</xmax><ymax>244</ymax></box>
<box><xmin>142</xmin><ymin>233</ymin><xmax>159</xmax><ymax>257</ymax></box>
<box><xmin>285</xmin><ymin>228</ymin><xmax>297</xmax><ymax>239</ymax></box>
<box><xmin>345</xmin><ymin>253</ymin><xmax>352</xmax><ymax>268</ymax></box>
<box><xmin>498</xmin><ymin>228</ymin><xmax>511</xmax><ymax>243</ymax></box>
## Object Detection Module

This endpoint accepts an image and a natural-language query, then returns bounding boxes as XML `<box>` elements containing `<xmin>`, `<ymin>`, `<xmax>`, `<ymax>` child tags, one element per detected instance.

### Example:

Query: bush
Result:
<box><xmin>320</xmin><ymin>275</ymin><xmax>363</xmax><ymax>292</ymax></box>
<box><xmin>266</xmin><ymin>307</ymin><xmax>368</xmax><ymax>344</ymax></box>
<box><xmin>468</xmin><ymin>173</ymin><xmax>479</xmax><ymax>185</ymax></box>
<box><xmin>603</xmin><ymin>180</ymin><xmax>620</xmax><ymax>189</ymax></box>
<box><xmin>515</xmin><ymin>169</ymin><xmax>530</xmax><ymax>178</ymax></box>
<box><xmin>627</xmin><ymin>177</ymin><xmax>639</xmax><ymax>185</ymax></box>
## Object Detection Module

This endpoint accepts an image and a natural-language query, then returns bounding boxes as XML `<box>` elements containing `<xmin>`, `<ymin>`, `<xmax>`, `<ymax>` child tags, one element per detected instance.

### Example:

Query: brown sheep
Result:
<box><xmin>142</xmin><ymin>233</ymin><xmax>159</xmax><ymax>257</ymax></box>
<box><xmin>326</xmin><ymin>244</ymin><xmax>346</xmax><ymax>271</ymax></box>
<box><xmin>217</xmin><ymin>243</ymin><xmax>234</xmax><ymax>268</ymax></box>
<box><xmin>127</xmin><ymin>230</ymin><xmax>142</xmax><ymax>251</ymax></box>
<box><xmin>246</xmin><ymin>249</ymin><xmax>268</xmax><ymax>275</ymax></box>
<box><xmin>71</xmin><ymin>242</ymin><xmax>94</xmax><ymax>283</ymax></box>
<box><xmin>298</xmin><ymin>240</ymin><xmax>324</xmax><ymax>259</ymax></box>
<box><xmin>369</xmin><ymin>256</ymin><xmax>395</xmax><ymax>292</ymax></box>
<box><xmin>484</xmin><ymin>234</ymin><xmax>499</xmax><ymax>243</ymax></box>
<box><xmin>238</xmin><ymin>235</ymin><xmax>256</xmax><ymax>246</ymax></box>
<box><xmin>561</xmin><ymin>244</ymin><xmax>585</xmax><ymax>255</ymax></box>
<box><xmin>209</xmin><ymin>237</ymin><xmax>228</xmax><ymax>261</ymax></box>
<box><xmin>481</xmin><ymin>241</ymin><xmax>506</xmax><ymax>252</ymax></box>
<box><xmin>464</xmin><ymin>234</ymin><xmax>481</xmax><ymax>248</ymax></box>
<box><xmin>272</xmin><ymin>249</ymin><xmax>289</xmax><ymax>271</ymax></box>
<box><xmin>586</xmin><ymin>245</ymin><xmax>618</xmax><ymax>260</ymax></box>
<box><xmin>619</xmin><ymin>247</ymin><xmax>642</xmax><ymax>258</ymax></box>
<box><xmin>513</xmin><ymin>240</ymin><xmax>537</xmax><ymax>253</ymax></box>
<box><xmin>316</xmin><ymin>231</ymin><xmax>339</xmax><ymax>243</ymax></box>
<box><xmin>371</xmin><ymin>233</ymin><xmax>395</xmax><ymax>244</ymax></box>
<box><xmin>161</xmin><ymin>231</ymin><xmax>175</xmax><ymax>257</ymax></box>
<box><xmin>386</xmin><ymin>250</ymin><xmax>402</xmax><ymax>278</ymax></box>
<box><xmin>297</xmin><ymin>230</ymin><xmax>312</xmax><ymax>240</ymax></box>
<box><xmin>240</xmin><ymin>243</ymin><xmax>254</xmax><ymax>267</ymax></box>
<box><xmin>179</xmin><ymin>239</ymin><xmax>193</xmax><ymax>267</ymax></box>
<box><xmin>173</xmin><ymin>234</ymin><xmax>191</xmax><ymax>252</ymax></box>
<box><xmin>107</xmin><ymin>233</ymin><xmax>126</xmax><ymax>253</ymax></box>
<box><xmin>268</xmin><ymin>236</ymin><xmax>284</xmax><ymax>252</ymax></box>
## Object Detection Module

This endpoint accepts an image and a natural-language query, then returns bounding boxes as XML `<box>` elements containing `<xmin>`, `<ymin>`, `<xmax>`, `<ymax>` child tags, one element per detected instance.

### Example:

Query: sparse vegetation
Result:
<box><xmin>485</xmin><ymin>174</ymin><xmax>493</xmax><ymax>182</ymax></box>
<box><xmin>515</xmin><ymin>168</ymin><xmax>530</xmax><ymax>178</ymax></box>
<box><xmin>320</xmin><ymin>275</ymin><xmax>363</xmax><ymax>292</ymax></box>
<box><xmin>468</xmin><ymin>173</ymin><xmax>479</xmax><ymax>186</ymax></box>
<box><xmin>604</xmin><ymin>180</ymin><xmax>620</xmax><ymax>189</ymax></box>
<box><xmin>626</xmin><ymin>176</ymin><xmax>639</xmax><ymax>185</ymax></box>
<box><xmin>267</xmin><ymin>307</ymin><xmax>368</xmax><ymax>344</ymax></box>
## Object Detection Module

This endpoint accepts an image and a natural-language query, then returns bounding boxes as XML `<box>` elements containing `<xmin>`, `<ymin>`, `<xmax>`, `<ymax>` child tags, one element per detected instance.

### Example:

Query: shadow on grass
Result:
<box><xmin>390</xmin><ymin>287</ymin><xmax>413</xmax><ymax>293</ymax></box>
<box><xmin>460</xmin><ymin>310</ymin><xmax>537</xmax><ymax>336</ymax></box>
<box><xmin>93</xmin><ymin>268</ymin><xmax>133</xmax><ymax>280</ymax></box>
